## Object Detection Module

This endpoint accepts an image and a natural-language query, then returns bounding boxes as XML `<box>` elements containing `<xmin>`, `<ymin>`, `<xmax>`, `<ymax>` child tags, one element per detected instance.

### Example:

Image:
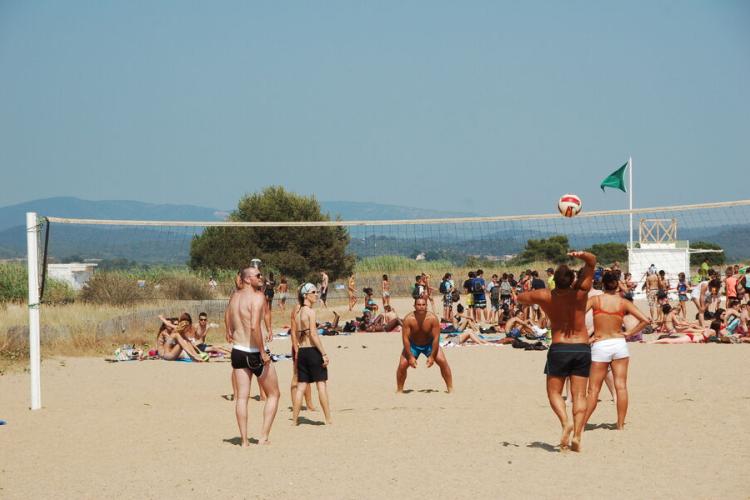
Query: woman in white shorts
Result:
<box><xmin>583</xmin><ymin>272</ymin><xmax>650</xmax><ymax>430</ymax></box>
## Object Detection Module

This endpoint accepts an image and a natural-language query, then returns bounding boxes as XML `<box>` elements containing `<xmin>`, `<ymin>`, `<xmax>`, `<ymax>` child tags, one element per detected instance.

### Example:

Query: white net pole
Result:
<box><xmin>26</xmin><ymin>212</ymin><xmax>42</xmax><ymax>410</ymax></box>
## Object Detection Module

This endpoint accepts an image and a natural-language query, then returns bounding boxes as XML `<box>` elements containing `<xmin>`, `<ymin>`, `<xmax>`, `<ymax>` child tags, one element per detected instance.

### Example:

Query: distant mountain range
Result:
<box><xmin>0</xmin><ymin>197</ymin><xmax>479</xmax><ymax>261</ymax></box>
<box><xmin>0</xmin><ymin>197</ymin><xmax>477</xmax><ymax>233</ymax></box>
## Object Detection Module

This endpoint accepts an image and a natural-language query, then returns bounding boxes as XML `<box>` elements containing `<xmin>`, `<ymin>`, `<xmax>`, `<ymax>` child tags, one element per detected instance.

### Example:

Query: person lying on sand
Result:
<box><xmin>442</xmin><ymin>330</ymin><xmax>490</xmax><ymax>346</ymax></box>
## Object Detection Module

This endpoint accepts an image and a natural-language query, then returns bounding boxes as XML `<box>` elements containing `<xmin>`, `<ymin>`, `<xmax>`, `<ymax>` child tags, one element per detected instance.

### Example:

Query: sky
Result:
<box><xmin>0</xmin><ymin>1</ymin><xmax>748</xmax><ymax>215</ymax></box>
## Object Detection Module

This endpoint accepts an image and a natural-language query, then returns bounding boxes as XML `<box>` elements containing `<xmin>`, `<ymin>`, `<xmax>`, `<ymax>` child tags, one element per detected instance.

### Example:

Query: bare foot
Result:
<box><xmin>241</xmin><ymin>440</ymin><xmax>250</xmax><ymax>448</ymax></box>
<box><xmin>258</xmin><ymin>438</ymin><xmax>271</xmax><ymax>445</ymax></box>
<box><xmin>446</xmin><ymin>387</ymin><xmax>453</xmax><ymax>394</ymax></box>
<box><xmin>306</xmin><ymin>405</ymin><xmax>318</xmax><ymax>412</ymax></box>
<box><xmin>570</xmin><ymin>435</ymin><xmax>581</xmax><ymax>452</ymax></box>
<box><xmin>560</xmin><ymin>422</ymin><xmax>573</xmax><ymax>449</ymax></box>
<box><xmin>396</xmin><ymin>388</ymin><xmax>404</xmax><ymax>393</ymax></box>
<box><xmin>326</xmin><ymin>420</ymin><xmax>333</xmax><ymax>425</ymax></box>
<box><xmin>616</xmin><ymin>423</ymin><xmax>625</xmax><ymax>430</ymax></box>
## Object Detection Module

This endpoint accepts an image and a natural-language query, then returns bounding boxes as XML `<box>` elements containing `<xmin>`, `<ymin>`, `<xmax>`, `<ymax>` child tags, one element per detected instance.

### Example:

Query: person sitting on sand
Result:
<box><xmin>739</xmin><ymin>303</ymin><xmax>749</xmax><ymax>336</ymax></box>
<box><xmin>452</xmin><ymin>304</ymin><xmax>480</xmax><ymax>332</ymax></box>
<box><xmin>661</xmin><ymin>304</ymin><xmax>705</xmax><ymax>336</ymax></box>
<box><xmin>396</xmin><ymin>297</ymin><xmax>453</xmax><ymax>393</ymax></box>
<box><xmin>381</xmin><ymin>305</ymin><xmax>403</xmax><ymax>332</ymax></box>
<box><xmin>363</xmin><ymin>287</ymin><xmax>379</xmax><ymax>314</ymax></box>
<box><xmin>724</xmin><ymin>299</ymin><xmax>743</xmax><ymax>336</ymax></box>
<box><xmin>360</xmin><ymin>308</ymin><xmax>402</xmax><ymax>332</ymax></box>
<box><xmin>503</xmin><ymin>309</ymin><xmax>537</xmax><ymax>338</ymax></box>
<box><xmin>191</xmin><ymin>312</ymin><xmax>231</xmax><ymax>357</ymax></box>
<box><xmin>157</xmin><ymin>314</ymin><xmax>209</xmax><ymax>362</ymax></box>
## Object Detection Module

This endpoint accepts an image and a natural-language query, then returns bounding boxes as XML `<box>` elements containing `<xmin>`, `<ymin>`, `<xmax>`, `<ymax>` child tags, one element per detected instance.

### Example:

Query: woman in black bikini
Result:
<box><xmin>291</xmin><ymin>283</ymin><xmax>332</xmax><ymax>425</ymax></box>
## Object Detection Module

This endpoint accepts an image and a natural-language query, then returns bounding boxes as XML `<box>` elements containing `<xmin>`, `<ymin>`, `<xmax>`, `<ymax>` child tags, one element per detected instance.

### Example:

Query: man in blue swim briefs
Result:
<box><xmin>517</xmin><ymin>251</ymin><xmax>596</xmax><ymax>453</ymax></box>
<box><xmin>396</xmin><ymin>297</ymin><xmax>453</xmax><ymax>393</ymax></box>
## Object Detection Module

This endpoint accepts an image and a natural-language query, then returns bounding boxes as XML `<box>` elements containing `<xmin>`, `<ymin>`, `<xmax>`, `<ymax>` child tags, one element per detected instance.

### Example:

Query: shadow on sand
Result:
<box><xmin>223</xmin><ymin>437</ymin><xmax>261</xmax><ymax>446</ymax></box>
<box><xmin>296</xmin><ymin>416</ymin><xmax>325</xmax><ymax>426</ymax></box>
<box><xmin>584</xmin><ymin>423</ymin><xmax>617</xmax><ymax>431</ymax></box>
<box><xmin>526</xmin><ymin>441</ymin><xmax>559</xmax><ymax>453</ymax></box>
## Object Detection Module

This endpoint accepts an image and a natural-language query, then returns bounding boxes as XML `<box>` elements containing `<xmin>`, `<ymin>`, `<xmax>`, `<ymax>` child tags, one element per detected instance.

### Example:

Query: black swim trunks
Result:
<box><xmin>544</xmin><ymin>343</ymin><xmax>591</xmax><ymax>378</ymax></box>
<box><xmin>231</xmin><ymin>348</ymin><xmax>265</xmax><ymax>377</ymax></box>
<box><xmin>296</xmin><ymin>347</ymin><xmax>328</xmax><ymax>383</ymax></box>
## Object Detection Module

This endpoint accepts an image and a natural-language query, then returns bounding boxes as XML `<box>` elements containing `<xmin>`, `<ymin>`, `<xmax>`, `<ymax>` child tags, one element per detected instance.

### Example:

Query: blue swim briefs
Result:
<box><xmin>409</xmin><ymin>342</ymin><xmax>433</xmax><ymax>359</ymax></box>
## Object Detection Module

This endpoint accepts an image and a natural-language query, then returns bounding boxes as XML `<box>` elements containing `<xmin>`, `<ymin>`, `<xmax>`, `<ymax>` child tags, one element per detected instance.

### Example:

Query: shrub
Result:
<box><xmin>80</xmin><ymin>272</ymin><xmax>147</xmax><ymax>305</ymax></box>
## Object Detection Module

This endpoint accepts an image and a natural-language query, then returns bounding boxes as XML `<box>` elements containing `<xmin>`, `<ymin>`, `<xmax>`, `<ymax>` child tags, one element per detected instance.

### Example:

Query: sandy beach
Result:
<box><xmin>2</xmin><ymin>297</ymin><xmax>750</xmax><ymax>499</ymax></box>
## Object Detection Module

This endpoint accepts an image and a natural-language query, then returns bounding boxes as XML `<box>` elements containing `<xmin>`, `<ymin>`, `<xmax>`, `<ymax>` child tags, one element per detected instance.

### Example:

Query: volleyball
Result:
<box><xmin>558</xmin><ymin>194</ymin><xmax>582</xmax><ymax>217</ymax></box>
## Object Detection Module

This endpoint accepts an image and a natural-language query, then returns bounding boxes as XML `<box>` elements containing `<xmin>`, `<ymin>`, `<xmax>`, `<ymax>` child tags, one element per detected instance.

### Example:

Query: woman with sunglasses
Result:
<box><xmin>291</xmin><ymin>283</ymin><xmax>332</xmax><ymax>425</ymax></box>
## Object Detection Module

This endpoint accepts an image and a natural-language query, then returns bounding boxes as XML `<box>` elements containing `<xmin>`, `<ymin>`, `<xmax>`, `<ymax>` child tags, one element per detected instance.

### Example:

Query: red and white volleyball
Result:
<box><xmin>558</xmin><ymin>194</ymin><xmax>582</xmax><ymax>217</ymax></box>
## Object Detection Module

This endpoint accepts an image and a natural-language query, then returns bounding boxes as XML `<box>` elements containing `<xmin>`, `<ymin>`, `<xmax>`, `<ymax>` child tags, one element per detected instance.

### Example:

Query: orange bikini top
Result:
<box><xmin>592</xmin><ymin>297</ymin><xmax>625</xmax><ymax>317</ymax></box>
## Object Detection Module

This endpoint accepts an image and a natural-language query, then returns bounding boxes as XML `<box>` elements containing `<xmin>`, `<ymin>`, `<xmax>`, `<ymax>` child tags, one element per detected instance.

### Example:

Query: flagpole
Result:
<box><xmin>629</xmin><ymin>156</ymin><xmax>633</xmax><ymax>249</ymax></box>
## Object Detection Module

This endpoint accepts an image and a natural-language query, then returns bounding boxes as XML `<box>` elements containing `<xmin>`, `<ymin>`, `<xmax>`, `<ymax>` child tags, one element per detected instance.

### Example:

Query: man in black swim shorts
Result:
<box><xmin>225</xmin><ymin>264</ymin><xmax>280</xmax><ymax>447</ymax></box>
<box><xmin>518</xmin><ymin>251</ymin><xmax>596</xmax><ymax>452</ymax></box>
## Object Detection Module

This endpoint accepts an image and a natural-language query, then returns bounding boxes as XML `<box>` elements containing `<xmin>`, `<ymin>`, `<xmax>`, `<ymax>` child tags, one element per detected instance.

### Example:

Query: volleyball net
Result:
<box><xmin>19</xmin><ymin>198</ymin><xmax>750</xmax><ymax>408</ymax></box>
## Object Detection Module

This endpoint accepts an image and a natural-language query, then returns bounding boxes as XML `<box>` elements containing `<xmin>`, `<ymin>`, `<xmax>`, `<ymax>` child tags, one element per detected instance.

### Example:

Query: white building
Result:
<box><xmin>47</xmin><ymin>263</ymin><xmax>98</xmax><ymax>290</ymax></box>
<box><xmin>628</xmin><ymin>219</ymin><xmax>690</xmax><ymax>297</ymax></box>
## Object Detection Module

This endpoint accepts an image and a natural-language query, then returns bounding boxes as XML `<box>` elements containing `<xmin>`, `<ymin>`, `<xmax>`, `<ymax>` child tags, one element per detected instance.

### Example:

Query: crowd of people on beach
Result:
<box><xmin>144</xmin><ymin>254</ymin><xmax>748</xmax><ymax>451</ymax></box>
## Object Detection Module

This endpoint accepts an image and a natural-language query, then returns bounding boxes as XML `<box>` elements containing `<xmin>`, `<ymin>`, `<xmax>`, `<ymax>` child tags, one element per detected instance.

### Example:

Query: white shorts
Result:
<box><xmin>591</xmin><ymin>337</ymin><xmax>629</xmax><ymax>363</ymax></box>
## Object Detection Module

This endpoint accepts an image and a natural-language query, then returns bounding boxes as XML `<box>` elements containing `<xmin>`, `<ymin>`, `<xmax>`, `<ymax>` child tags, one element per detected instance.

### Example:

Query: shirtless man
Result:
<box><xmin>517</xmin><ymin>251</ymin><xmax>596</xmax><ymax>452</ymax></box>
<box><xmin>396</xmin><ymin>297</ymin><xmax>453</xmax><ymax>393</ymax></box>
<box><xmin>226</xmin><ymin>265</ymin><xmax>281</xmax><ymax>447</ymax></box>
<box><xmin>643</xmin><ymin>269</ymin><xmax>661</xmax><ymax>326</ymax></box>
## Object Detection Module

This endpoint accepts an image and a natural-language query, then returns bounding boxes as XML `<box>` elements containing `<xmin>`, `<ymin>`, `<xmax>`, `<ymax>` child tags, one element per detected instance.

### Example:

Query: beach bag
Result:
<box><xmin>451</xmin><ymin>290</ymin><xmax>460</xmax><ymax>302</ymax></box>
<box><xmin>439</xmin><ymin>280</ymin><xmax>449</xmax><ymax>294</ymax></box>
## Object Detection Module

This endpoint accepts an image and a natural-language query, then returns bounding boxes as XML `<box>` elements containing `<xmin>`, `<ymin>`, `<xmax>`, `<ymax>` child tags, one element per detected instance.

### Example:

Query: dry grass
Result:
<box><xmin>0</xmin><ymin>257</ymin><xmax>627</xmax><ymax>374</ymax></box>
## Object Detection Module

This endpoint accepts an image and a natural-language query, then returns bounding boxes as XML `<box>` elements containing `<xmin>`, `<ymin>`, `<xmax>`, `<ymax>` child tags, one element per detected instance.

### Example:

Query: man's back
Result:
<box><xmin>230</xmin><ymin>288</ymin><xmax>262</xmax><ymax>348</ymax></box>
<box><xmin>536</xmin><ymin>288</ymin><xmax>589</xmax><ymax>343</ymax></box>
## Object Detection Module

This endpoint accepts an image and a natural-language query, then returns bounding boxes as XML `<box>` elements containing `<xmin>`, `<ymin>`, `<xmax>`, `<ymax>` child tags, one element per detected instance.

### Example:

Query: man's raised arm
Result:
<box><xmin>517</xmin><ymin>289</ymin><xmax>548</xmax><ymax>306</ymax></box>
<box><xmin>571</xmin><ymin>251</ymin><xmax>597</xmax><ymax>292</ymax></box>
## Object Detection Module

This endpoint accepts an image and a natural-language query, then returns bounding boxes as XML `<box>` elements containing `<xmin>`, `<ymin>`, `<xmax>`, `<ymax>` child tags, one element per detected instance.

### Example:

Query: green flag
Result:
<box><xmin>600</xmin><ymin>162</ymin><xmax>627</xmax><ymax>192</ymax></box>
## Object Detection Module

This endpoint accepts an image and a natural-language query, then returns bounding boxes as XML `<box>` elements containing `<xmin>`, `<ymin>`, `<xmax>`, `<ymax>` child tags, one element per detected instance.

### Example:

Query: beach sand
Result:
<box><xmin>1</xmin><ymin>298</ymin><xmax>749</xmax><ymax>499</ymax></box>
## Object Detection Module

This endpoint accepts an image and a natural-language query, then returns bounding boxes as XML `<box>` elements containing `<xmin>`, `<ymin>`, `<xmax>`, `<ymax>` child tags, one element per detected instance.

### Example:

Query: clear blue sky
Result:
<box><xmin>1</xmin><ymin>1</ymin><xmax>748</xmax><ymax>215</ymax></box>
